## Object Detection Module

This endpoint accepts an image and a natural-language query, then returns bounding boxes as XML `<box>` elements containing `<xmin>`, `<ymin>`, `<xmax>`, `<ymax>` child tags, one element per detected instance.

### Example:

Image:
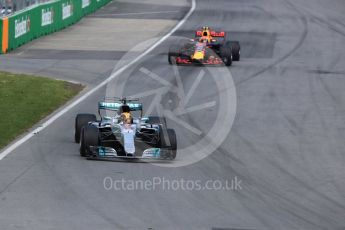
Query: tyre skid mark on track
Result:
<box><xmin>205</xmin><ymin>1</ymin><xmax>343</xmax><ymax>221</ymax></box>
<box><xmin>240</xmin><ymin>68</ymin><xmax>345</xmax><ymax>227</ymax></box>
<box><xmin>236</xmin><ymin>0</ymin><xmax>309</xmax><ymax>86</ymax></box>
<box><xmin>298</xmin><ymin>4</ymin><xmax>345</xmax><ymax>38</ymax></box>
<box><xmin>0</xmin><ymin>162</ymin><xmax>36</xmax><ymax>195</ymax></box>
<box><xmin>33</xmin><ymin>143</ymin><xmax>128</xmax><ymax>229</ymax></box>
<box><xmin>220</xmin><ymin>133</ymin><xmax>339</xmax><ymax>229</ymax></box>
<box><xmin>312</xmin><ymin>17</ymin><xmax>345</xmax><ymax>38</ymax></box>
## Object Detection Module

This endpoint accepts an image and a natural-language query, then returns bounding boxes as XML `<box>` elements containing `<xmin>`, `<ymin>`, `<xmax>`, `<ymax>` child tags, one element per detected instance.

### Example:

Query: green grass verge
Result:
<box><xmin>0</xmin><ymin>71</ymin><xmax>84</xmax><ymax>149</ymax></box>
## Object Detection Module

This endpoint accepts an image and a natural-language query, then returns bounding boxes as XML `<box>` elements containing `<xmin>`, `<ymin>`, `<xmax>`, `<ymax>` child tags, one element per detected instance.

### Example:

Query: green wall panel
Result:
<box><xmin>2</xmin><ymin>0</ymin><xmax>111</xmax><ymax>53</ymax></box>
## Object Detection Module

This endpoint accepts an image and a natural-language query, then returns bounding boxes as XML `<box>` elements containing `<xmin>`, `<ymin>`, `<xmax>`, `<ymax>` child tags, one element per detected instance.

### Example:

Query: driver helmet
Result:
<box><xmin>199</xmin><ymin>37</ymin><xmax>209</xmax><ymax>43</ymax></box>
<box><xmin>121</xmin><ymin>112</ymin><xmax>132</xmax><ymax>124</ymax></box>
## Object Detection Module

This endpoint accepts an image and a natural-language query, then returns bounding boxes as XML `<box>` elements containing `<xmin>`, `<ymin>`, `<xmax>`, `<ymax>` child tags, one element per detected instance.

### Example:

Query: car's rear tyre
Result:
<box><xmin>227</xmin><ymin>41</ymin><xmax>240</xmax><ymax>61</ymax></box>
<box><xmin>168</xmin><ymin>45</ymin><xmax>180</xmax><ymax>65</ymax></box>
<box><xmin>75</xmin><ymin>114</ymin><xmax>96</xmax><ymax>143</ymax></box>
<box><xmin>220</xmin><ymin>46</ymin><xmax>233</xmax><ymax>66</ymax></box>
<box><xmin>80</xmin><ymin>125</ymin><xmax>99</xmax><ymax>157</ymax></box>
<box><xmin>147</xmin><ymin>116</ymin><xmax>167</xmax><ymax>125</ymax></box>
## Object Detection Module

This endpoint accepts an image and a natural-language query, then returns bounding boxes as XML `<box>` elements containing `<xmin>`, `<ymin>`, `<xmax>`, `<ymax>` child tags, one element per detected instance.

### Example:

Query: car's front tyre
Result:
<box><xmin>167</xmin><ymin>129</ymin><xmax>177</xmax><ymax>159</ymax></box>
<box><xmin>80</xmin><ymin>125</ymin><xmax>99</xmax><ymax>157</ymax></box>
<box><xmin>158</xmin><ymin>127</ymin><xmax>177</xmax><ymax>159</ymax></box>
<box><xmin>227</xmin><ymin>41</ymin><xmax>240</xmax><ymax>61</ymax></box>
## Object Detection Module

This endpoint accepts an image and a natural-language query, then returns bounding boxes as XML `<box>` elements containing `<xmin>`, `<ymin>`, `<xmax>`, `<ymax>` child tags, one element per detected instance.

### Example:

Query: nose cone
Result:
<box><xmin>122</xmin><ymin>129</ymin><xmax>136</xmax><ymax>155</ymax></box>
<box><xmin>193</xmin><ymin>51</ymin><xmax>204</xmax><ymax>60</ymax></box>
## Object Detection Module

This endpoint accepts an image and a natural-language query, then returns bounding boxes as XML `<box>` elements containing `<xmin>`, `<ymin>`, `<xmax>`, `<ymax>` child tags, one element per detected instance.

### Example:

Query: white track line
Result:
<box><xmin>95</xmin><ymin>11</ymin><xmax>180</xmax><ymax>17</ymax></box>
<box><xmin>0</xmin><ymin>0</ymin><xmax>196</xmax><ymax>160</ymax></box>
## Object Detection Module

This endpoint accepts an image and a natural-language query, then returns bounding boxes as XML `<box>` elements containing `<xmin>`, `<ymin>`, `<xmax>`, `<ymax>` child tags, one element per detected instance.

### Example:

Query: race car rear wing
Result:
<box><xmin>195</xmin><ymin>31</ymin><xmax>226</xmax><ymax>37</ymax></box>
<box><xmin>97</xmin><ymin>97</ymin><xmax>144</xmax><ymax>121</ymax></box>
<box><xmin>98</xmin><ymin>102</ymin><xmax>143</xmax><ymax>112</ymax></box>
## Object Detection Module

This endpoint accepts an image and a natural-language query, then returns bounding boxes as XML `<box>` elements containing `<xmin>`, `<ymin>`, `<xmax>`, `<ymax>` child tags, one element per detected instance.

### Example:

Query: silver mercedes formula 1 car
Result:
<box><xmin>74</xmin><ymin>98</ymin><xmax>177</xmax><ymax>161</ymax></box>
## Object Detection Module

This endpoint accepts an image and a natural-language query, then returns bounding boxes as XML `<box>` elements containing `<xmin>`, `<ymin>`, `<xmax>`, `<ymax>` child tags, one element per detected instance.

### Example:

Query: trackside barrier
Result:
<box><xmin>0</xmin><ymin>0</ymin><xmax>111</xmax><ymax>54</ymax></box>
<box><xmin>0</xmin><ymin>19</ymin><xmax>2</xmax><ymax>53</ymax></box>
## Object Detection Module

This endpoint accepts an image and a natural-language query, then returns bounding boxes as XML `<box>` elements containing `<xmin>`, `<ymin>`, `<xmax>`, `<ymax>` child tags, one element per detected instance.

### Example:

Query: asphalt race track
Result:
<box><xmin>1</xmin><ymin>0</ymin><xmax>345</xmax><ymax>229</ymax></box>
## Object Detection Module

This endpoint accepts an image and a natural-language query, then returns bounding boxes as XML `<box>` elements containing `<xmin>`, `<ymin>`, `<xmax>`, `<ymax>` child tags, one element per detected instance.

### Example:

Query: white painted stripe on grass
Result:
<box><xmin>0</xmin><ymin>0</ymin><xmax>196</xmax><ymax>160</ymax></box>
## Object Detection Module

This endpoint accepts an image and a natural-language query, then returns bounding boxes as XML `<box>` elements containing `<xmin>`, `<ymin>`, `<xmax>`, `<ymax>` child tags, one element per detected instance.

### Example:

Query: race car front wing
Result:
<box><xmin>175</xmin><ymin>56</ymin><xmax>224</xmax><ymax>65</ymax></box>
<box><xmin>87</xmin><ymin>146</ymin><xmax>175</xmax><ymax>161</ymax></box>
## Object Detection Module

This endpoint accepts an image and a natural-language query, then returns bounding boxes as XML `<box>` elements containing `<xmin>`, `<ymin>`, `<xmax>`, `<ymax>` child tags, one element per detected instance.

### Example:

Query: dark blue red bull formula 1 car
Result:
<box><xmin>168</xmin><ymin>26</ymin><xmax>240</xmax><ymax>66</ymax></box>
